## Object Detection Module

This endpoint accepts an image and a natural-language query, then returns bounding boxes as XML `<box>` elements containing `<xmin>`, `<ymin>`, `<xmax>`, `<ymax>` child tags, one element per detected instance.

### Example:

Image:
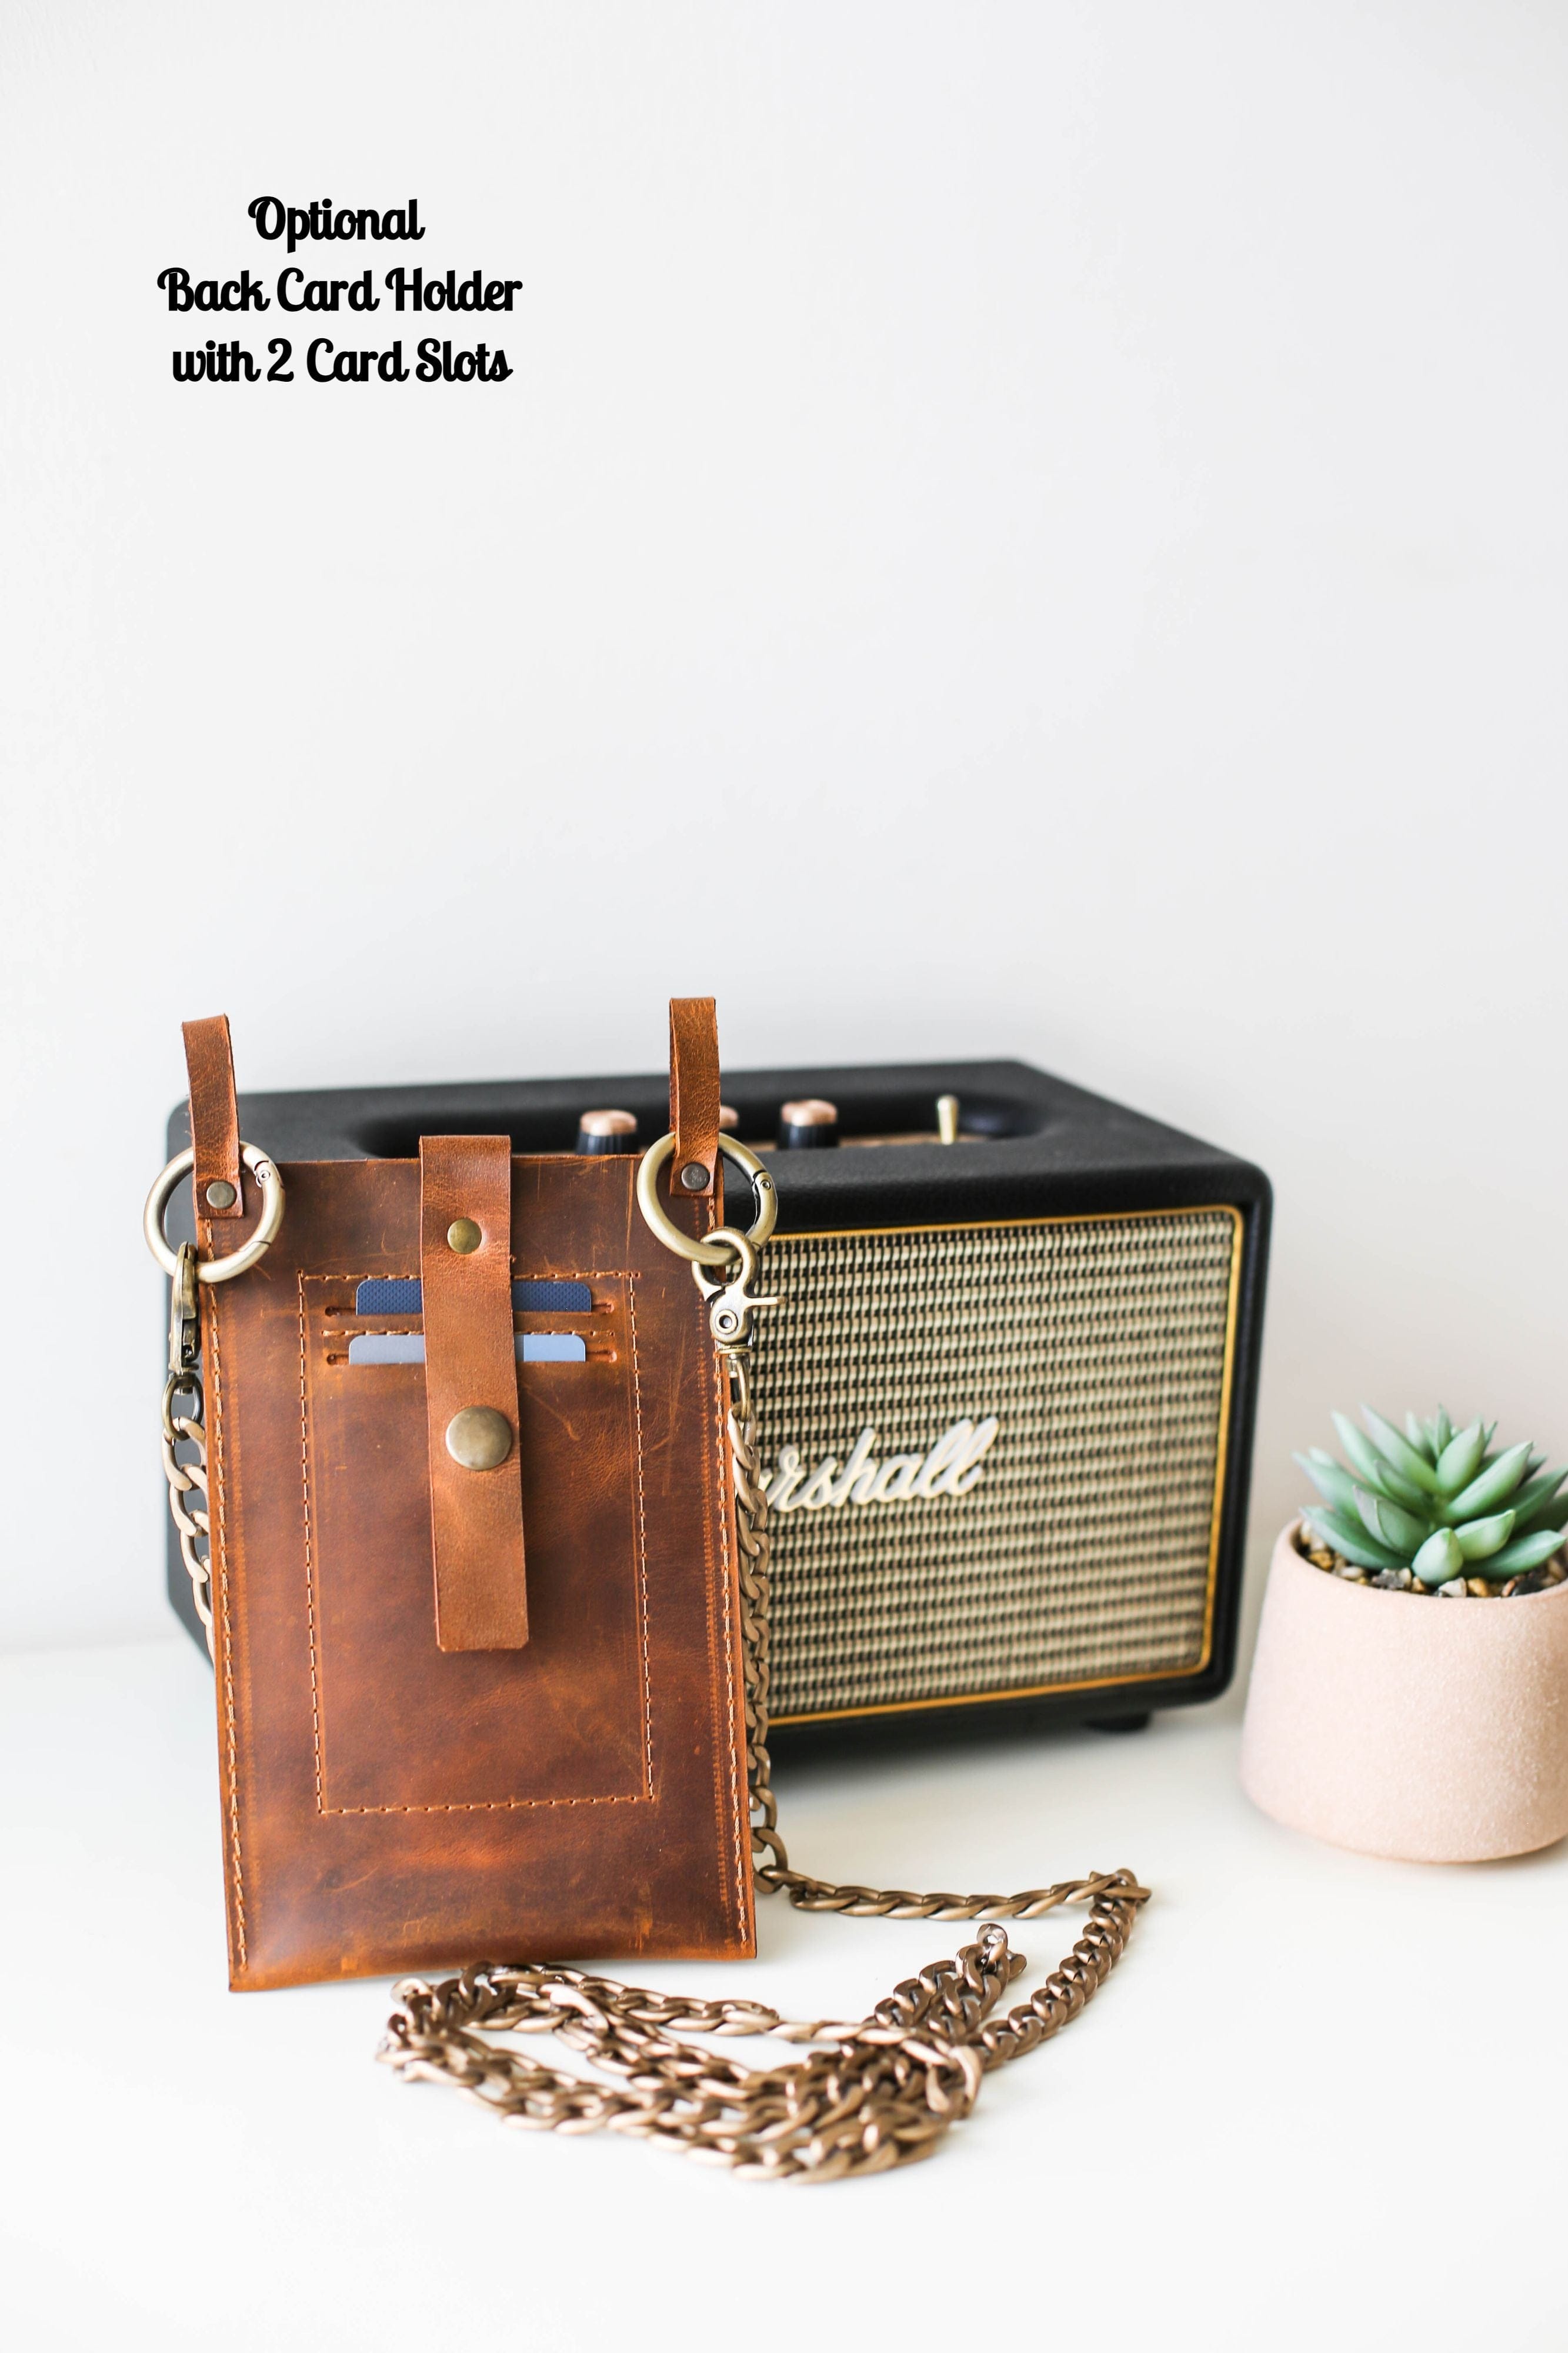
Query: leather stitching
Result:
<box><xmin>299</xmin><ymin>1271</ymin><xmax>655</xmax><ymax>1813</ymax></box>
<box><xmin>623</xmin><ymin>1272</ymin><xmax>655</xmax><ymax>1802</ymax></box>
<box><xmin>711</xmin><ymin>1302</ymin><xmax>748</xmax><ymax>1937</ymax></box>
<box><xmin>298</xmin><ymin>1277</ymin><xmax>324</xmax><ymax>1815</ymax></box>
<box><xmin>207</xmin><ymin>1295</ymin><xmax>248</xmax><ymax>1967</ymax></box>
<box><xmin>321</xmin><ymin>1800</ymin><xmax>650</xmax><ymax>1814</ymax></box>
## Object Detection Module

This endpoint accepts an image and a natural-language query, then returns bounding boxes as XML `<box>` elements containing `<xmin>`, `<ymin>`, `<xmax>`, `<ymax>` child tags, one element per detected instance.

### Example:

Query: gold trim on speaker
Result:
<box><xmin>760</xmin><ymin>1201</ymin><xmax>1247</xmax><ymax>1727</ymax></box>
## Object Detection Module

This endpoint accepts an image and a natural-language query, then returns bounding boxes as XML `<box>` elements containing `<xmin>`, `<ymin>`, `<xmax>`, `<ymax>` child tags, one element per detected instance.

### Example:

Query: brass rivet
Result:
<box><xmin>445</xmin><ymin>1406</ymin><xmax>513</xmax><ymax>1471</ymax></box>
<box><xmin>204</xmin><ymin>1179</ymin><xmax>237</xmax><ymax>1209</ymax></box>
<box><xmin>679</xmin><ymin>1162</ymin><xmax>709</xmax><ymax>1192</ymax></box>
<box><xmin>446</xmin><ymin>1218</ymin><xmax>482</xmax><ymax>1254</ymax></box>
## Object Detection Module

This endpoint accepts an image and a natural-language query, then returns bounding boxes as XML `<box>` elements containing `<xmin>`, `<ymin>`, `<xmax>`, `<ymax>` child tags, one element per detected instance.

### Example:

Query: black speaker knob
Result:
<box><xmin>779</xmin><ymin>1097</ymin><xmax>839</xmax><ymax>1149</ymax></box>
<box><xmin>576</xmin><ymin>1109</ymin><xmax>638</xmax><ymax>1156</ymax></box>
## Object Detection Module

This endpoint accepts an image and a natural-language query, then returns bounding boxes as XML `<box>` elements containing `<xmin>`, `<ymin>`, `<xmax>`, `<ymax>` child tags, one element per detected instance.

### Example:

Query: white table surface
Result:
<box><xmin>3</xmin><ymin>1634</ymin><xmax>1563</xmax><ymax>2353</ymax></box>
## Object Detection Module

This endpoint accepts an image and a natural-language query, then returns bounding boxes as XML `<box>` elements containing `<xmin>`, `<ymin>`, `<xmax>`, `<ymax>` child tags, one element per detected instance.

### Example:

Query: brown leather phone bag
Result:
<box><xmin>148</xmin><ymin>999</ymin><xmax>1146</xmax><ymax>2179</ymax></box>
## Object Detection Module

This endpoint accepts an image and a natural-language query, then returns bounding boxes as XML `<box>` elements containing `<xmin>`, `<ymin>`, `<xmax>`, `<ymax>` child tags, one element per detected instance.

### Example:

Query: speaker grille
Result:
<box><xmin>750</xmin><ymin>1208</ymin><xmax>1240</xmax><ymax>1720</ymax></box>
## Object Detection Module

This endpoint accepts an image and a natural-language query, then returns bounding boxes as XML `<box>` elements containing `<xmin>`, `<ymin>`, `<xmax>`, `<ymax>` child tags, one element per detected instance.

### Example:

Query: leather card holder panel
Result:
<box><xmin>201</xmin><ymin>1154</ymin><xmax>755</xmax><ymax>1991</ymax></box>
<box><xmin>303</xmin><ymin>1272</ymin><xmax>645</xmax><ymax>1808</ymax></box>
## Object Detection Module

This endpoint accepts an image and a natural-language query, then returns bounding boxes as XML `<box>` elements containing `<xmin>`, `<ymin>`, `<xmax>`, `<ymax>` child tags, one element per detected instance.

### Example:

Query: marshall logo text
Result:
<box><xmin>760</xmin><ymin>1419</ymin><xmax>1000</xmax><ymax>1515</ymax></box>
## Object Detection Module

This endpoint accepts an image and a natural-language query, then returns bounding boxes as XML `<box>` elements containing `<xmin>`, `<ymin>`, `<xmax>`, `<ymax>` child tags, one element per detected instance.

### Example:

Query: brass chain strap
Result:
<box><xmin>155</xmin><ymin>1218</ymin><xmax>1150</xmax><ymax>2177</ymax></box>
<box><xmin>729</xmin><ymin>1349</ymin><xmax>1145</xmax><ymax>1926</ymax></box>
<box><xmin>162</xmin><ymin>1242</ymin><xmax>216</xmax><ymax>1662</ymax></box>
<box><xmin>377</xmin><ymin>1329</ymin><xmax>1150</xmax><ymax>2180</ymax></box>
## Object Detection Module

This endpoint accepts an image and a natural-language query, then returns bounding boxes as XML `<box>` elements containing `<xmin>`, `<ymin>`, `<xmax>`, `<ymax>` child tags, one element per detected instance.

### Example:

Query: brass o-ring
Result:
<box><xmin>143</xmin><ymin>1143</ymin><xmax>285</xmax><ymax>1283</ymax></box>
<box><xmin>635</xmin><ymin>1131</ymin><xmax>777</xmax><ymax>1267</ymax></box>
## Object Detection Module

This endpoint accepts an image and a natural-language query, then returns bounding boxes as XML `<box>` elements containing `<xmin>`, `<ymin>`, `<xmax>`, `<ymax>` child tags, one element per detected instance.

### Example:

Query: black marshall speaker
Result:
<box><xmin>162</xmin><ymin>1058</ymin><xmax>1269</xmax><ymax>1739</ymax></box>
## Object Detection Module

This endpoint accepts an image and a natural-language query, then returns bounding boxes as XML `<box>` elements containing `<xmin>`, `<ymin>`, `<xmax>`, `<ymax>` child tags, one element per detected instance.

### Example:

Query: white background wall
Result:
<box><xmin>2</xmin><ymin>0</ymin><xmax>1564</xmax><ymax>1652</ymax></box>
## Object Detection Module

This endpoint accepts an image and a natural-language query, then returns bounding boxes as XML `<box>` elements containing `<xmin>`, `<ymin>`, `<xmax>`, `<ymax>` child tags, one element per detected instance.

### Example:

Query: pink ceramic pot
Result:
<box><xmin>1240</xmin><ymin>1522</ymin><xmax>1568</xmax><ymax>1862</ymax></box>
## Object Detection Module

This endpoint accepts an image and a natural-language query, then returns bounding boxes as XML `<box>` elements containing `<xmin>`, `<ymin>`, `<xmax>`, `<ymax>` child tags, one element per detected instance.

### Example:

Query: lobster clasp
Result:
<box><xmin>168</xmin><ymin>1241</ymin><xmax>201</xmax><ymax>1380</ymax></box>
<box><xmin>692</xmin><ymin>1228</ymin><xmax>778</xmax><ymax>1352</ymax></box>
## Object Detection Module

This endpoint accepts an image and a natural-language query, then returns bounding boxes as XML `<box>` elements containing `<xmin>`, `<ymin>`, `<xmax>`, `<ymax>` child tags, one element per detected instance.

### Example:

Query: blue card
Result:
<box><xmin>355</xmin><ymin>1277</ymin><xmax>593</xmax><ymax>1315</ymax></box>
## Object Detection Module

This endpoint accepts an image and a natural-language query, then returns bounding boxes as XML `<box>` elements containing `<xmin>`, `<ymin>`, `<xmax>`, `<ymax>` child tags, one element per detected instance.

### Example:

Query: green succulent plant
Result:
<box><xmin>1298</xmin><ymin>1407</ymin><xmax>1568</xmax><ymax>1588</ymax></box>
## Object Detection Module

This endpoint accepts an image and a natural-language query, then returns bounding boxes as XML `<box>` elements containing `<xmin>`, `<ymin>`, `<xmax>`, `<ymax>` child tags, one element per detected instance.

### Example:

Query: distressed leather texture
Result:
<box><xmin>418</xmin><ymin>1136</ymin><xmax>529</xmax><ymax>1651</ymax></box>
<box><xmin>199</xmin><ymin>1149</ymin><xmax>755</xmax><ymax>1990</ymax></box>
<box><xmin>182</xmin><ymin>1015</ymin><xmax>243</xmax><ymax>1225</ymax></box>
<box><xmin>669</xmin><ymin>996</ymin><xmax>720</xmax><ymax>1198</ymax></box>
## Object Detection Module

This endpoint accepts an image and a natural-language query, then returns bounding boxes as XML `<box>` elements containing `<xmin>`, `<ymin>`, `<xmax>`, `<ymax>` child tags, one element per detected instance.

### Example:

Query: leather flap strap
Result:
<box><xmin>419</xmin><ymin>1136</ymin><xmax>529</xmax><ymax>1652</ymax></box>
<box><xmin>669</xmin><ymin>996</ymin><xmax>720</xmax><ymax>1199</ymax></box>
<box><xmin>182</xmin><ymin>1015</ymin><xmax>243</xmax><ymax>1226</ymax></box>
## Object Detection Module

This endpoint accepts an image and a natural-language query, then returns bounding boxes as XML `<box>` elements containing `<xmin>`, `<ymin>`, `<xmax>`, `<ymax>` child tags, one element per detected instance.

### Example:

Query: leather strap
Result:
<box><xmin>419</xmin><ymin>1136</ymin><xmax>529</xmax><ymax>1652</ymax></box>
<box><xmin>182</xmin><ymin>1015</ymin><xmax>243</xmax><ymax>1225</ymax></box>
<box><xmin>669</xmin><ymin>997</ymin><xmax>720</xmax><ymax>1199</ymax></box>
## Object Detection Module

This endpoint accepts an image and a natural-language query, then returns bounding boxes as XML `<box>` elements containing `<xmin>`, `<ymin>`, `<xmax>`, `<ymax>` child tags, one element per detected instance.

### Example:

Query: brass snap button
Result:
<box><xmin>445</xmin><ymin>1406</ymin><xmax>513</xmax><ymax>1471</ymax></box>
<box><xmin>446</xmin><ymin>1218</ymin><xmax>482</xmax><ymax>1254</ymax></box>
<box><xmin>205</xmin><ymin>1179</ymin><xmax>237</xmax><ymax>1209</ymax></box>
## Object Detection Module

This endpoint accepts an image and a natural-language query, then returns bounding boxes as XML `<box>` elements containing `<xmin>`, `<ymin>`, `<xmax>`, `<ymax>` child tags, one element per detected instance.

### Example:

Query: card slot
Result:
<box><xmin>326</xmin><ymin>1318</ymin><xmax>605</xmax><ymax>1336</ymax></box>
<box><xmin>345</xmin><ymin>1332</ymin><xmax>589</xmax><ymax>1365</ymax></box>
<box><xmin>355</xmin><ymin>1276</ymin><xmax>594</xmax><ymax>1315</ymax></box>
